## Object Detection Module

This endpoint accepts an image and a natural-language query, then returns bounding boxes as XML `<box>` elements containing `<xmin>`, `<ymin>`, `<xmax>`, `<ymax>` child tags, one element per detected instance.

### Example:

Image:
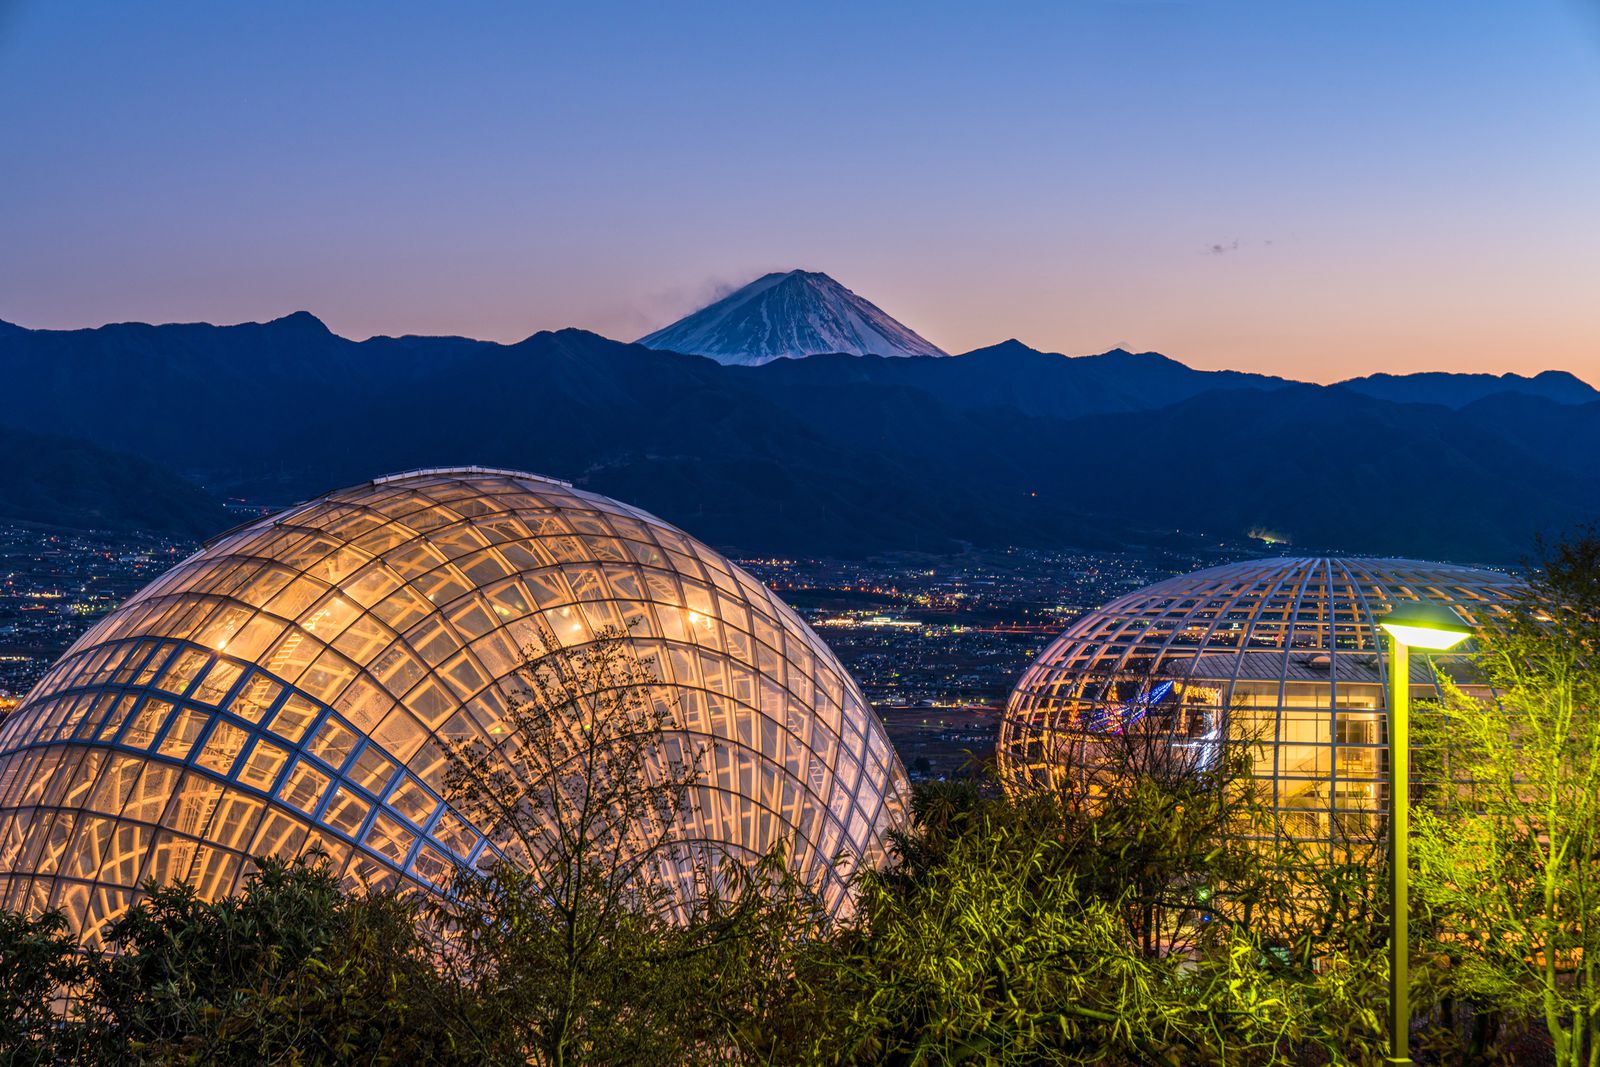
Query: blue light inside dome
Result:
<box><xmin>1088</xmin><ymin>678</ymin><xmax>1175</xmax><ymax>734</ymax></box>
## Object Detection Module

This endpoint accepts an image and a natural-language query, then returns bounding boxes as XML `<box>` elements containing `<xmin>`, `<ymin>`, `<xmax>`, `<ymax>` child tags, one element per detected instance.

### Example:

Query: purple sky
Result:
<box><xmin>3</xmin><ymin>2</ymin><xmax>1598</xmax><ymax>383</ymax></box>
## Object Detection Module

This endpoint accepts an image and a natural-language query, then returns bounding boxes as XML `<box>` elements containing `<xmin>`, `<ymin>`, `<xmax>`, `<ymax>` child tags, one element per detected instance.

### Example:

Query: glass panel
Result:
<box><xmin>229</xmin><ymin>672</ymin><xmax>284</xmax><ymax>724</ymax></box>
<box><xmin>159</xmin><ymin>647</ymin><xmax>212</xmax><ymax>696</ymax></box>
<box><xmin>251</xmin><ymin>809</ymin><xmax>309</xmax><ymax>861</ymax></box>
<box><xmin>306</xmin><ymin>719</ymin><xmax>358</xmax><ymax>772</ymax></box>
<box><xmin>384</xmin><ymin>775</ymin><xmax>436</xmax><ymax>828</ymax></box>
<box><xmin>363</xmin><ymin>812</ymin><xmax>413</xmax><ymax>865</ymax></box>
<box><xmin>193</xmin><ymin>659</ymin><xmax>244</xmax><ymax>706</ymax></box>
<box><xmin>195</xmin><ymin>721</ymin><xmax>248</xmax><ymax>776</ymax></box>
<box><xmin>270</xmin><ymin>694</ymin><xmax>321</xmax><ymax>744</ymax></box>
<box><xmin>321</xmin><ymin>787</ymin><xmax>368</xmax><ymax>837</ymax></box>
<box><xmin>237</xmin><ymin>738</ymin><xmax>290</xmax><ymax>792</ymax></box>
<box><xmin>347</xmin><ymin>744</ymin><xmax>396</xmax><ymax>794</ymax></box>
<box><xmin>89</xmin><ymin>754</ymin><xmax>143</xmax><ymax>816</ymax></box>
<box><xmin>157</xmin><ymin>708</ymin><xmax>211</xmax><ymax>760</ymax></box>
<box><xmin>123</xmin><ymin>700</ymin><xmax>174</xmax><ymax>750</ymax></box>
<box><xmin>123</xmin><ymin>764</ymin><xmax>180</xmax><ymax>824</ymax></box>
<box><xmin>279</xmin><ymin>760</ymin><xmax>330</xmax><ymax>815</ymax></box>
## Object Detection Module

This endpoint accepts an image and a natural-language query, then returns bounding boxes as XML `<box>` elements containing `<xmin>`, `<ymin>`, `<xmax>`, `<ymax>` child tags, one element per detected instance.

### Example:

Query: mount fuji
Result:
<box><xmin>636</xmin><ymin>270</ymin><xmax>947</xmax><ymax>365</ymax></box>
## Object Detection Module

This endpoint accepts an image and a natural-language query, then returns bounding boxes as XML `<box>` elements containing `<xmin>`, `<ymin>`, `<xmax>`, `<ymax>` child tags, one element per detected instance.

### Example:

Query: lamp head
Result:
<box><xmin>1379</xmin><ymin>601</ymin><xmax>1473</xmax><ymax>651</ymax></box>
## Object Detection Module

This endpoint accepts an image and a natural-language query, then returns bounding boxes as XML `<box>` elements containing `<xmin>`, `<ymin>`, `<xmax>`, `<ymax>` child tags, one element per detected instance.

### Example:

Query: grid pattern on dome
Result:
<box><xmin>1000</xmin><ymin>557</ymin><xmax>1524</xmax><ymax>845</ymax></box>
<box><xmin>0</xmin><ymin>469</ymin><xmax>909</xmax><ymax>944</ymax></box>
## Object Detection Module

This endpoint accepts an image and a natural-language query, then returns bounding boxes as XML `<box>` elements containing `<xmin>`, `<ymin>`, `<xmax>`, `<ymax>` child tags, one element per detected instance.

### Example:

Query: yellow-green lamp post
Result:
<box><xmin>1377</xmin><ymin>601</ymin><xmax>1473</xmax><ymax>1066</ymax></box>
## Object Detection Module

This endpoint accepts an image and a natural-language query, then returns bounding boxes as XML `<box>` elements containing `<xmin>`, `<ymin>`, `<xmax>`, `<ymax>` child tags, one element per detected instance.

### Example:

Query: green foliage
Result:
<box><xmin>1412</xmin><ymin>531</ymin><xmax>1600</xmax><ymax>1067</ymax></box>
<box><xmin>429</xmin><ymin>627</ymin><xmax>715</xmax><ymax>1065</ymax></box>
<box><xmin>0</xmin><ymin>909</ymin><xmax>90</xmax><ymax>1066</ymax></box>
<box><xmin>623</xmin><ymin>846</ymin><xmax>839</xmax><ymax>1063</ymax></box>
<box><xmin>431</xmin><ymin>862</ymin><xmax>699</xmax><ymax>1065</ymax></box>
<box><xmin>2</xmin><ymin>780</ymin><xmax>1398</xmax><ymax>1067</ymax></box>
<box><xmin>84</xmin><ymin>851</ymin><xmax>464</xmax><ymax>1066</ymax></box>
<box><xmin>2</xmin><ymin>627</ymin><xmax>1403</xmax><ymax>1065</ymax></box>
<box><xmin>52</xmin><ymin>534</ymin><xmax>1600</xmax><ymax>1064</ymax></box>
<box><xmin>780</xmin><ymin>786</ymin><xmax>1386</xmax><ymax>1066</ymax></box>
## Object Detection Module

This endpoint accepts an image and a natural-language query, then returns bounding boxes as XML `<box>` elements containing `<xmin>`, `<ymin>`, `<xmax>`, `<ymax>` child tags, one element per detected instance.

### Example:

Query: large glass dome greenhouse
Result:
<box><xmin>999</xmin><ymin>557</ymin><xmax>1525</xmax><ymax>846</ymax></box>
<box><xmin>0</xmin><ymin>468</ymin><xmax>908</xmax><ymax>943</ymax></box>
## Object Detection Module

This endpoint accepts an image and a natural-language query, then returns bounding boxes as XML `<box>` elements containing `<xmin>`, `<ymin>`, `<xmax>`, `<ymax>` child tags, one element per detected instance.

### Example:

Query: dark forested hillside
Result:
<box><xmin>1</xmin><ymin>314</ymin><xmax>1595</xmax><ymax>560</ymax></box>
<box><xmin>0</xmin><ymin>424</ymin><xmax>233</xmax><ymax>536</ymax></box>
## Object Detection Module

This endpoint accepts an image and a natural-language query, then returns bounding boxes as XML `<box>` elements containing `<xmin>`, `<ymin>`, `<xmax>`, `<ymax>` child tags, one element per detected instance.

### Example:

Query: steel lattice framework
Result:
<box><xmin>999</xmin><ymin>557</ymin><xmax>1525</xmax><ymax>843</ymax></box>
<box><xmin>0</xmin><ymin>468</ymin><xmax>908</xmax><ymax>944</ymax></box>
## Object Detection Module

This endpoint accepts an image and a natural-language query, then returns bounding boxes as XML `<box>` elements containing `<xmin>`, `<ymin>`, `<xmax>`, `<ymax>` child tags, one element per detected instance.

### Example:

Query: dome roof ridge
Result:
<box><xmin>368</xmin><ymin>465</ymin><xmax>574</xmax><ymax>488</ymax></box>
<box><xmin>1155</xmin><ymin>555</ymin><xmax>1514</xmax><ymax>579</ymax></box>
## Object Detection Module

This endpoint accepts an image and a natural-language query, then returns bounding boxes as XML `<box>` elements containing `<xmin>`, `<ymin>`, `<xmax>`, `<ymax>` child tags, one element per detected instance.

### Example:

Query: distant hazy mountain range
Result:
<box><xmin>1</xmin><ymin>271</ymin><xmax>1596</xmax><ymax>562</ymax></box>
<box><xmin>1333</xmin><ymin>369</ymin><xmax>1597</xmax><ymax>408</ymax></box>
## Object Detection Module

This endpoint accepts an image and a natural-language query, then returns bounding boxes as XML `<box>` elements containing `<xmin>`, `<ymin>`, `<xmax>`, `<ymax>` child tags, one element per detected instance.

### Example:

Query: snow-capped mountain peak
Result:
<box><xmin>636</xmin><ymin>270</ymin><xmax>947</xmax><ymax>366</ymax></box>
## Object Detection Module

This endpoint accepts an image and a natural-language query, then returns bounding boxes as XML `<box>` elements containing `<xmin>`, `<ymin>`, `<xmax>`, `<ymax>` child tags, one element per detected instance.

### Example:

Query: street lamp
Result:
<box><xmin>1377</xmin><ymin>601</ymin><xmax>1473</xmax><ymax>1066</ymax></box>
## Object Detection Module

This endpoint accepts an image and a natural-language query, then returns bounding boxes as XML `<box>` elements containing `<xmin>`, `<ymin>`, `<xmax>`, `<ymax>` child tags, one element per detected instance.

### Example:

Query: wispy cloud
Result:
<box><xmin>614</xmin><ymin>273</ymin><xmax>757</xmax><ymax>339</ymax></box>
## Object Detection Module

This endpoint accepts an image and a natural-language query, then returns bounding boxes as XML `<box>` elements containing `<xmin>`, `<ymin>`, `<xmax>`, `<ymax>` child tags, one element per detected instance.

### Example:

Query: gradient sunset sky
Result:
<box><xmin>3</xmin><ymin>2</ymin><xmax>1597</xmax><ymax>383</ymax></box>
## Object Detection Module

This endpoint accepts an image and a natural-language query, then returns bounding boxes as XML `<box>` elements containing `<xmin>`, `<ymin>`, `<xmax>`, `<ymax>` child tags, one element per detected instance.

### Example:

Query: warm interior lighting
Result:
<box><xmin>0</xmin><ymin>467</ymin><xmax>911</xmax><ymax>944</ymax></box>
<box><xmin>999</xmin><ymin>558</ymin><xmax>1523</xmax><ymax>861</ymax></box>
<box><xmin>1379</xmin><ymin>602</ymin><xmax>1473</xmax><ymax>650</ymax></box>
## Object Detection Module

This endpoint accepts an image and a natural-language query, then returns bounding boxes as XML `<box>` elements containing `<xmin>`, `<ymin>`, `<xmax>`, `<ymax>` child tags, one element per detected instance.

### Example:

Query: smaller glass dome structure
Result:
<box><xmin>0</xmin><ymin>468</ymin><xmax>909</xmax><ymax>943</ymax></box>
<box><xmin>999</xmin><ymin>557</ymin><xmax>1525</xmax><ymax>847</ymax></box>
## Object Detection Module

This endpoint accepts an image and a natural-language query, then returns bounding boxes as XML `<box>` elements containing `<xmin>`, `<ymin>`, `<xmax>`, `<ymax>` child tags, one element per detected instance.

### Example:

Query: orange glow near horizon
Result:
<box><xmin>3</xmin><ymin>3</ymin><xmax>1597</xmax><ymax>388</ymax></box>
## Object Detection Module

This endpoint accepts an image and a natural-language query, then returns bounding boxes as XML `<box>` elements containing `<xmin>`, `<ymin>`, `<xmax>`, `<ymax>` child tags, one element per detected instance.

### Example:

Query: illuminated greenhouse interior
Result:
<box><xmin>0</xmin><ymin>467</ymin><xmax>909</xmax><ymax>944</ymax></box>
<box><xmin>999</xmin><ymin>557</ymin><xmax>1526</xmax><ymax>847</ymax></box>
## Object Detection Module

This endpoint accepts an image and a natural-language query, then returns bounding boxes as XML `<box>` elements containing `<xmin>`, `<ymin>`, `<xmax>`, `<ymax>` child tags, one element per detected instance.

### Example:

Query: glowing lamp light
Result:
<box><xmin>1377</xmin><ymin>596</ymin><xmax>1473</xmax><ymax>1066</ymax></box>
<box><xmin>1378</xmin><ymin>601</ymin><xmax>1473</xmax><ymax>651</ymax></box>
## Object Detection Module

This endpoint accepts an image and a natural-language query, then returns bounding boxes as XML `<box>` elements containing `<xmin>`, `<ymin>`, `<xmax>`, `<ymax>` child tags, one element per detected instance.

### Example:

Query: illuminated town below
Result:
<box><xmin>0</xmin><ymin>520</ymin><xmax>1252</xmax><ymax>781</ymax></box>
